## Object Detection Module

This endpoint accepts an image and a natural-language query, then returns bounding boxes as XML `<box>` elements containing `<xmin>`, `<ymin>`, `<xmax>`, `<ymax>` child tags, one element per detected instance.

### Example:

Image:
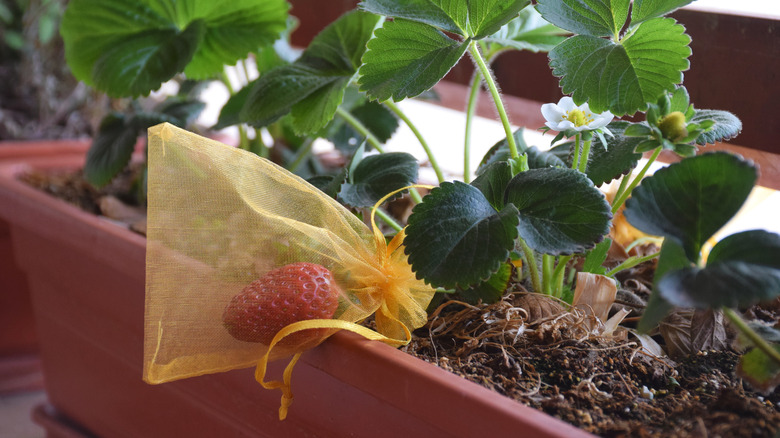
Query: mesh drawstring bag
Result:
<box><xmin>143</xmin><ymin>123</ymin><xmax>435</xmax><ymax>419</ymax></box>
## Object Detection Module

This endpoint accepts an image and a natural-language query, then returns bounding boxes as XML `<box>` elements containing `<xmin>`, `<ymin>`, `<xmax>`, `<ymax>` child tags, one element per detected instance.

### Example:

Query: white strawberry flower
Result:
<box><xmin>541</xmin><ymin>97</ymin><xmax>613</xmax><ymax>132</ymax></box>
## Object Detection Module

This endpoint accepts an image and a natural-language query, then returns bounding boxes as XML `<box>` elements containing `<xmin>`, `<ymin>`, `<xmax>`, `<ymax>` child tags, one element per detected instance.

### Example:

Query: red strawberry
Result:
<box><xmin>222</xmin><ymin>262</ymin><xmax>339</xmax><ymax>345</ymax></box>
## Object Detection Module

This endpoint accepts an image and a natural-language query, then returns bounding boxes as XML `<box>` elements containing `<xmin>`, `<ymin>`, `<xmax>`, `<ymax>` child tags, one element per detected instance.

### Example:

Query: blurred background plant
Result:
<box><xmin>0</xmin><ymin>0</ymin><xmax>107</xmax><ymax>140</ymax></box>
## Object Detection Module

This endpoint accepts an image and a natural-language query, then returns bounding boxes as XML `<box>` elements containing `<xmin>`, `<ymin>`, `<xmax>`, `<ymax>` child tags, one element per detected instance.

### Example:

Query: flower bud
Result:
<box><xmin>657</xmin><ymin>111</ymin><xmax>688</xmax><ymax>142</ymax></box>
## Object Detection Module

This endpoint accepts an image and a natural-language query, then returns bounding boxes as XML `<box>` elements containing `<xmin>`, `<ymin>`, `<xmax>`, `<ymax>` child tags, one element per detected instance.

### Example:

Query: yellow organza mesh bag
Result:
<box><xmin>143</xmin><ymin>123</ymin><xmax>435</xmax><ymax>419</ymax></box>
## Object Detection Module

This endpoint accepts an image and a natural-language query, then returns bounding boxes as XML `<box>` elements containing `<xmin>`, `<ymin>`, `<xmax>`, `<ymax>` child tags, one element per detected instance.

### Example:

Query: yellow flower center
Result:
<box><xmin>563</xmin><ymin>109</ymin><xmax>594</xmax><ymax>127</ymax></box>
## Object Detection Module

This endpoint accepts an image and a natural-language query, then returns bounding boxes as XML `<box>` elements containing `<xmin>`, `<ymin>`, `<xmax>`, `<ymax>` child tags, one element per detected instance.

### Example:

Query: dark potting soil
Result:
<box><xmin>403</xmin><ymin>292</ymin><xmax>780</xmax><ymax>437</ymax></box>
<box><xmin>21</xmin><ymin>168</ymin><xmax>780</xmax><ymax>437</ymax></box>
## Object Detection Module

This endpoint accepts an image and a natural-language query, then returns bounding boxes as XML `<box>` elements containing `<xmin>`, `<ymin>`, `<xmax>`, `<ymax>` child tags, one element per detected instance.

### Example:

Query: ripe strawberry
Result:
<box><xmin>222</xmin><ymin>262</ymin><xmax>339</xmax><ymax>345</ymax></box>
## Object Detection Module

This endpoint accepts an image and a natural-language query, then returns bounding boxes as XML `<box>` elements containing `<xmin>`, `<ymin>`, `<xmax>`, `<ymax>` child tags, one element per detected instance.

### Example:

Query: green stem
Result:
<box><xmin>611</xmin><ymin>147</ymin><xmax>662</xmax><ymax>214</ymax></box>
<box><xmin>723</xmin><ymin>307</ymin><xmax>780</xmax><ymax>367</ymax></box>
<box><xmin>552</xmin><ymin>255</ymin><xmax>573</xmax><ymax>296</ymax></box>
<box><xmin>336</xmin><ymin>106</ymin><xmax>386</xmax><ymax>154</ymax></box>
<box><xmin>384</xmin><ymin>101</ymin><xmax>445</xmax><ymax>184</ymax></box>
<box><xmin>612</xmin><ymin>172</ymin><xmax>631</xmax><ymax>209</ymax></box>
<box><xmin>572</xmin><ymin>134</ymin><xmax>581</xmax><ymax>170</ymax></box>
<box><xmin>463</xmin><ymin>72</ymin><xmax>483</xmax><ymax>184</ymax></box>
<box><xmin>518</xmin><ymin>239</ymin><xmax>541</xmax><ymax>294</ymax></box>
<box><xmin>577</xmin><ymin>138</ymin><xmax>592</xmax><ymax>174</ymax></box>
<box><xmin>542</xmin><ymin>254</ymin><xmax>554</xmax><ymax>295</ymax></box>
<box><xmin>288</xmin><ymin>137</ymin><xmax>315</xmax><ymax>172</ymax></box>
<box><xmin>468</xmin><ymin>41</ymin><xmax>517</xmax><ymax>160</ymax></box>
<box><xmin>373</xmin><ymin>208</ymin><xmax>404</xmax><ymax>233</ymax></box>
<box><xmin>336</xmin><ymin>106</ymin><xmax>423</xmax><ymax>204</ymax></box>
<box><xmin>605</xmin><ymin>252</ymin><xmax>660</xmax><ymax>277</ymax></box>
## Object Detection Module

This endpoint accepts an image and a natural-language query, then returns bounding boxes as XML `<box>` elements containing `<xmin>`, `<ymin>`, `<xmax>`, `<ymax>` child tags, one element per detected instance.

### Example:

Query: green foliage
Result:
<box><xmin>61</xmin><ymin>0</ymin><xmax>289</xmax><ymax>97</ymax></box>
<box><xmin>338</xmin><ymin>152</ymin><xmax>419</xmax><ymax>208</ymax></box>
<box><xmin>359</xmin><ymin>0</ymin><xmax>530</xmax><ymax>38</ymax></box>
<box><xmin>358</xmin><ymin>0</ymin><xmax>529</xmax><ymax>101</ymax></box>
<box><xmin>404</xmin><ymin>182</ymin><xmax>519</xmax><ymax>289</ymax></box>
<box><xmin>241</xmin><ymin>10</ymin><xmax>380</xmax><ymax>133</ymax></box>
<box><xmin>691</xmin><ymin>110</ymin><xmax>742</xmax><ymax>145</ymax></box>
<box><xmin>458</xmin><ymin>262</ymin><xmax>513</xmax><ymax>304</ymax></box>
<box><xmin>582</xmin><ymin>121</ymin><xmax>643</xmax><ymax>185</ymax></box>
<box><xmin>483</xmin><ymin>6</ymin><xmax>568</xmax><ymax>53</ymax></box>
<box><xmin>328</xmin><ymin>99</ymin><xmax>400</xmax><ymax>154</ymax></box>
<box><xmin>548</xmin><ymin>17</ymin><xmax>691</xmax><ymax>115</ymax></box>
<box><xmin>737</xmin><ymin>345</ymin><xmax>780</xmax><ymax>393</ymax></box>
<box><xmin>85</xmin><ymin>94</ymin><xmax>205</xmax><ymax>187</ymax></box>
<box><xmin>624</xmin><ymin>152</ymin><xmax>757</xmax><ymax>262</ymax></box>
<box><xmin>359</xmin><ymin>19</ymin><xmax>469</xmax><ymax>102</ymax></box>
<box><xmin>505</xmin><ymin>167</ymin><xmax>612</xmax><ymax>255</ymax></box>
<box><xmin>582</xmin><ymin>238</ymin><xmax>611</xmax><ymax>275</ymax></box>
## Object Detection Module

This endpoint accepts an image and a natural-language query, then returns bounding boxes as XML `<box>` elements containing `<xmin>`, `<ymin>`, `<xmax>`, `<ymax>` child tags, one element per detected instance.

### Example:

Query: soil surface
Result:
<box><xmin>21</xmin><ymin>168</ymin><xmax>780</xmax><ymax>437</ymax></box>
<box><xmin>404</xmin><ymin>290</ymin><xmax>780</xmax><ymax>437</ymax></box>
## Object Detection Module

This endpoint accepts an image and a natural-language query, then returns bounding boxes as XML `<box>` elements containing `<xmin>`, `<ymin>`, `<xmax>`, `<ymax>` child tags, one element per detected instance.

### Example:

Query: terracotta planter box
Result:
<box><xmin>0</xmin><ymin>140</ymin><xmax>89</xmax><ymax>394</ymax></box>
<box><xmin>0</xmin><ymin>156</ymin><xmax>591</xmax><ymax>437</ymax></box>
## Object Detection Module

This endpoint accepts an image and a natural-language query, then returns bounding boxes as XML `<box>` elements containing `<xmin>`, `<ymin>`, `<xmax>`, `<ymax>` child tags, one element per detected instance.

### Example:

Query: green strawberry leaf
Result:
<box><xmin>471</xmin><ymin>161</ymin><xmax>513</xmax><ymax>210</ymax></box>
<box><xmin>61</xmin><ymin>0</ymin><xmax>288</xmax><ymax>97</ymax></box>
<box><xmin>183</xmin><ymin>0</ymin><xmax>290</xmax><ymax>79</ymax></box>
<box><xmin>85</xmin><ymin>114</ymin><xmax>141</xmax><ymax>188</ymax></box>
<box><xmin>535</xmin><ymin>0</ymin><xmax>630</xmax><ymax>38</ymax></box>
<box><xmin>458</xmin><ymin>262</ymin><xmax>513</xmax><ymax>304</ymax></box>
<box><xmin>582</xmin><ymin>238</ymin><xmax>612</xmax><ymax>275</ymax></box>
<box><xmin>690</xmin><ymin>109</ymin><xmax>743</xmax><ymax>145</ymax></box>
<box><xmin>329</xmin><ymin>101</ymin><xmax>399</xmax><ymax>154</ymax></box>
<box><xmin>215</xmin><ymin>78</ymin><xmax>257</xmax><ymax>129</ymax></box>
<box><xmin>526</xmin><ymin>146</ymin><xmax>566</xmax><ymax>169</ymax></box>
<box><xmin>631</xmin><ymin>0</ymin><xmax>695</xmax><ymax>24</ymax></box>
<box><xmin>477</xmin><ymin>129</ymin><xmax>529</xmax><ymax>172</ymax></box>
<box><xmin>155</xmin><ymin>97</ymin><xmax>206</xmax><ymax>126</ymax></box>
<box><xmin>91</xmin><ymin>22</ymin><xmax>205</xmax><ymax>98</ymax></box>
<box><xmin>737</xmin><ymin>345</ymin><xmax>780</xmax><ymax>393</ymax></box>
<box><xmin>484</xmin><ymin>7</ymin><xmax>568</xmax><ymax>53</ymax></box>
<box><xmin>549</xmin><ymin>17</ymin><xmax>691</xmax><ymax>115</ymax></box>
<box><xmin>404</xmin><ymin>182</ymin><xmax>520</xmax><ymax>289</ymax></box>
<box><xmin>242</xmin><ymin>11</ymin><xmax>380</xmax><ymax>133</ymax></box>
<box><xmin>657</xmin><ymin>262</ymin><xmax>780</xmax><ymax>309</ymax></box>
<box><xmin>359</xmin><ymin>19</ymin><xmax>469</xmax><ymax>102</ymax></box>
<box><xmin>359</xmin><ymin>0</ymin><xmax>462</xmax><ymax>34</ymax></box>
<box><xmin>360</xmin><ymin>0</ymin><xmax>529</xmax><ymax>38</ymax></box>
<box><xmin>708</xmin><ymin>230</ymin><xmax>780</xmax><ymax>269</ymax></box>
<box><xmin>585</xmin><ymin>121</ymin><xmax>643</xmax><ymax>185</ymax></box>
<box><xmin>307</xmin><ymin>168</ymin><xmax>348</xmax><ymax>199</ymax></box>
<box><xmin>338</xmin><ymin>152</ymin><xmax>419</xmax><ymax>208</ymax></box>
<box><xmin>624</xmin><ymin>152</ymin><xmax>757</xmax><ymax>262</ymax></box>
<box><xmin>505</xmin><ymin>167</ymin><xmax>612</xmax><ymax>255</ymax></box>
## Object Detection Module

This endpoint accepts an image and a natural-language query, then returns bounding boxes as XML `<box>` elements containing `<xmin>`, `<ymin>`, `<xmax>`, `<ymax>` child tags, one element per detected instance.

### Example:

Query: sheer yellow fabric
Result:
<box><xmin>143</xmin><ymin>123</ymin><xmax>435</xmax><ymax>419</ymax></box>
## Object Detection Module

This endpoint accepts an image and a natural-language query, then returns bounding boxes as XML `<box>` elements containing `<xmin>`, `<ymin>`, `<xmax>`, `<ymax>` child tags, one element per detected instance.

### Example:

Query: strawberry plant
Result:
<box><xmin>60</xmin><ymin>0</ymin><xmax>780</xmax><ymax>409</ymax></box>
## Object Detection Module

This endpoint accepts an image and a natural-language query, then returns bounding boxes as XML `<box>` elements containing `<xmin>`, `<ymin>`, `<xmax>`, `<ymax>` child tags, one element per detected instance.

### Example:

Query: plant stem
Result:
<box><xmin>287</xmin><ymin>137</ymin><xmax>315</xmax><ymax>172</ymax></box>
<box><xmin>577</xmin><ymin>138</ymin><xmax>592</xmax><ymax>173</ymax></box>
<box><xmin>611</xmin><ymin>147</ymin><xmax>662</xmax><ymax>214</ymax></box>
<box><xmin>605</xmin><ymin>251</ymin><xmax>660</xmax><ymax>277</ymax></box>
<box><xmin>373</xmin><ymin>208</ymin><xmax>404</xmax><ymax>232</ymax></box>
<box><xmin>572</xmin><ymin>134</ymin><xmax>581</xmax><ymax>170</ymax></box>
<box><xmin>335</xmin><ymin>106</ymin><xmax>423</xmax><ymax>204</ymax></box>
<box><xmin>552</xmin><ymin>255</ymin><xmax>573</xmax><ymax>296</ymax></box>
<box><xmin>463</xmin><ymin>72</ymin><xmax>482</xmax><ymax>183</ymax></box>
<box><xmin>468</xmin><ymin>41</ymin><xmax>517</xmax><ymax>160</ymax></box>
<box><xmin>723</xmin><ymin>307</ymin><xmax>780</xmax><ymax>366</ymax></box>
<box><xmin>518</xmin><ymin>239</ymin><xmax>541</xmax><ymax>294</ymax></box>
<box><xmin>384</xmin><ymin>100</ymin><xmax>445</xmax><ymax>184</ymax></box>
<box><xmin>542</xmin><ymin>254</ymin><xmax>554</xmax><ymax>295</ymax></box>
<box><xmin>612</xmin><ymin>172</ymin><xmax>631</xmax><ymax>209</ymax></box>
<box><xmin>336</xmin><ymin>106</ymin><xmax>386</xmax><ymax>154</ymax></box>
